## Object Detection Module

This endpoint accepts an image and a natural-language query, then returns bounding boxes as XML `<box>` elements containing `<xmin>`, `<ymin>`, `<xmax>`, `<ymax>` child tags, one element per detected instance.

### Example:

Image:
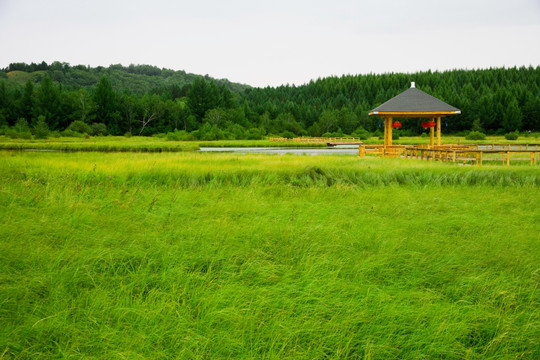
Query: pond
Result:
<box><xmin>199</xmin><ymin>145</ymin><xmax>359</xmax><ymax>155</ymax></box>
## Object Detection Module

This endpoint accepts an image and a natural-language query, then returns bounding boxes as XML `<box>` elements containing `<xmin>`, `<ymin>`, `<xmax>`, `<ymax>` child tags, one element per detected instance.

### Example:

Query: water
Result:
<box><xmin>199</xmin><ymin>145</ymin><xmax>359</xmax><ymax>155</ymax></box>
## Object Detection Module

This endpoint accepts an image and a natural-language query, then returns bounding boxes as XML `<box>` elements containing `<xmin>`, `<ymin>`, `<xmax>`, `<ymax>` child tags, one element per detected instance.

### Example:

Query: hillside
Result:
<box><xmin>2</xmin><ymin>61</ymin><xmax>250</xmax><ymax>94</ymax></box>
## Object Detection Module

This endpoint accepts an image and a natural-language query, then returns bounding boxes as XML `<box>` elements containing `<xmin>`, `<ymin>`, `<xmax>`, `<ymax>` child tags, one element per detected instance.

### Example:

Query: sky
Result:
<box><xmin>0</xmin><ymin>0</ymin><xmax>539</xmax><ymax>87</ymax></box>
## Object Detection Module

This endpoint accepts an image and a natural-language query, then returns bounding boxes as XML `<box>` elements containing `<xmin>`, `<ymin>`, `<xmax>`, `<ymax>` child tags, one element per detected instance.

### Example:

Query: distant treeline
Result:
<box><xmin>0</xmin><ymin>62</ymin><xmax>539</xmax><ymax>139</ymax></box>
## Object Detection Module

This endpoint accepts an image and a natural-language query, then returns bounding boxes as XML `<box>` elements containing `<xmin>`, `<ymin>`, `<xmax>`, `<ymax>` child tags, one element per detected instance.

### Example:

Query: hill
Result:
<box><xmin>2</xmin><ymin>61</ymin><xmax>250</xmax><ymax>94</ymax></box>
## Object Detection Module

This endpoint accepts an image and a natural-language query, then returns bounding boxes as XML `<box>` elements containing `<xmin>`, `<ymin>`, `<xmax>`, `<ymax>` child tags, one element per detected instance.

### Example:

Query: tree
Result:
<box><xmin>34</xmin><ymin>76</ymin><xmax>61</xmax><ymax>129</ymax></box>
<box><xmin>502</xmin><ymin>98</ymin><xmax>522</xmax><ymax>132</ymax></box>
<box><xmin>318</xmin><ymin>109</ymin><xmax>339</xmax><ymax>133</ymax></box>
<box><xmin>33</xmin><ymin>115</ymin><xmax>49</xmax><ymax>139</ymax></box>
<box><xmin>137</xmin><ymin>94</ymin><xmax>163</xmax><ymax>135</ymax></box>
<box><xmin>94</xmin><ymin>76</ymin><xmax>119</xmax><ymax>133</ymax></box>
<box><xmin>20</xmin><ymin>80</ymin><xmax>34</xmax><ymax>123</ymax></box>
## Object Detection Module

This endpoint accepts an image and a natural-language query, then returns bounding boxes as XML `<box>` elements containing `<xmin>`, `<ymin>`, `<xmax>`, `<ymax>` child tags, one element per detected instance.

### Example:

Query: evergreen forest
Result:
<box><xmin>1</xmin><ymin>61</ymin><xmax>539</xmax><ymax>140</ymax></box>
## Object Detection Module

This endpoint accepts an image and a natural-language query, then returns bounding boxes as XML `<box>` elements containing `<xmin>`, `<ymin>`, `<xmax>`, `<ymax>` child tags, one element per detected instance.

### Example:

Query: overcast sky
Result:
<box><xmin>1</xmin><ymin>0</ymin><xmax>539</xmax><ymax>87</ymax></box>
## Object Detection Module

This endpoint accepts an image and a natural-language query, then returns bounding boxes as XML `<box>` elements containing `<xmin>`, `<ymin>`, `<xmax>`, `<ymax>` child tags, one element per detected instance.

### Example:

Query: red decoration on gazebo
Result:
<box><xmin>392</xmin><ymin>121</ymin><xmax>402</xmax><ymax>129</ymax></box>
<box><xmin>421</xmin><ymin>121</ymin><xmax>436</xmax><ymax>129</ymax></box>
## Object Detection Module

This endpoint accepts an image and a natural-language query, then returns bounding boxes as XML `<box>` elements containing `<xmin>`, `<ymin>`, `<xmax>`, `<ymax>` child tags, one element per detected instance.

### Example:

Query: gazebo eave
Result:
<box><xmin>368</xmin><ymin>110</ymin><xmax>461</xmax><ymax>118</ymax></box>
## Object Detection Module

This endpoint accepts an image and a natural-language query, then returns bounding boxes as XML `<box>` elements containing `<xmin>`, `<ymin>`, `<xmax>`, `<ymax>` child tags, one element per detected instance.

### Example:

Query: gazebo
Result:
<box><xmin>369</xmin><ymin>82</ymin><xmax>461</xmax><ymax>147</ymax></box>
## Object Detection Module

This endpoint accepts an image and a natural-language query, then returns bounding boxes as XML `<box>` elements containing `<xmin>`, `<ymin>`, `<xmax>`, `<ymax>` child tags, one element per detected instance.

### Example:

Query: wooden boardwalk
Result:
<box><xmin>269</xmin><ymin>137</ymin><xmax>364</xmax><ymax>146</ymax></box>
<box><xmin>358</xmin><ymin>143</ymin><xmax>540</xmax><ymax>166</ymax></box>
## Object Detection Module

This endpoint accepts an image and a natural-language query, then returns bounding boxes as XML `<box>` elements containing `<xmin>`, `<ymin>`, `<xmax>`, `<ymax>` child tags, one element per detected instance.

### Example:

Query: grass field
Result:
<box><xmin>0</xmin><ymin>151</ymin><xmax>539</xmax><ymax>359</ymax></box>
<box><xmin>0</xmin><ymin>137</ymin><xmax>326</xmax><ymax>152</ymax></box>
<box><xmin>0</xmin><ymin>135</ymin><xmax>538</xmax><ymax>153</ymax></box>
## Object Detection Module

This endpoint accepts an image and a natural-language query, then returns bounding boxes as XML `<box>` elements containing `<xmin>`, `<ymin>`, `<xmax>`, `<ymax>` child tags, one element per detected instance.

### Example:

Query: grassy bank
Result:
<box><xmin>0</xmin><ymin>152</ymin><xmax>539</xmax><ymax>359</ymax></box>
<box><xmin>0</xmin><ymin>136</ymin><xmax>200</xmax><ymax>152</ymax></box>
<box><xmin>2</xmin><ymin>135</ymin><xmax>538</xmax><ymax>153</ymax></box>
<box><xmin>0</xmin><ymin>137</ymin><xmax>326</xmax><ymax>152</ymax></box>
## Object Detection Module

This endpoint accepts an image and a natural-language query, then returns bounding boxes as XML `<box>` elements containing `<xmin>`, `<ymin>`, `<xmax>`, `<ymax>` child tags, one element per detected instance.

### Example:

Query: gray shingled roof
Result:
<box><xmin>370</xmin><ymin>86</ymin><xmax>460</xmax><ymax>113</ymax></box>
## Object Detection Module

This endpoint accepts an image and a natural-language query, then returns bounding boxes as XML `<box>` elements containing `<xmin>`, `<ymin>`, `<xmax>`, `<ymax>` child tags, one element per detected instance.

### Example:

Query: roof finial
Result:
<box><xmin>411</xmin><ymin>81</ymin><xmax>416</xmax><ymax>88</ymax></box>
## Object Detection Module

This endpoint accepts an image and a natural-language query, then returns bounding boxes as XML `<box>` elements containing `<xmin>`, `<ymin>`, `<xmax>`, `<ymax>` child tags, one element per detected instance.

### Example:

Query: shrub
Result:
<box><xmin>245</xmin><ymin>128</ymin><xmax>264</xmax><ymax>140</ymax></box>
<box><xmin>124</xmin><ymin>131</ymin><xmax>132</xmax><ymax>138</ymax></box>
<box><xmin>504</xmin><ymin>131</ymin><xmax>519</xmax><ymax>140</ymax></box>
<box><xmin>465</xmin><ymin>131</ymin><xmax>486</xmax><ymax>140</ymax></box>
<box><xmin>33</xmin><ymin>116</ymin><xmax>49</xmax><ymax>139</ymax></box>
<box><xmin>61</xmin><ymin>129</ymin><xmax>85</xmax><ymax>138</ymax></box>
<box><xmin>14</xmin><ymin>118</ymin><xmax>30</xmax><ymax>133</ymax></box>
<box><xmin>167</xmin><ymin>130</ymin><xmax>182</xmax><ymax>141</ymax></box>
<box><xmin>392</xmin><ymin>132</ymin><xmax>399</xmax><ymax>140</ymax></box>
<box><xmin>68</xmin><ymin>120</ymin><xmax>92</xmax><ymax>135</ymax></box>
<box><xmin>420</xmin><ymin>132</ymin><xmax>428</xmax><ymax>138</ymax></box>
<box><xmin>6</xmin><ymin>129</ymin><xmax>32</xmax><ymax>139</ymax></box>
<box><xmin>91</xmin><ymin>123</ymin><xmax>108</xmax><ymax>136</ymax></box>
<box><xmin>352</xmin><ymin>127</ymin><xmax>370</xmax><ymax>140</ymax></box>
<box><xmin>281</xmin><ymin>131</ymin><xmax>295</xmax><ymax>139</ymax></box>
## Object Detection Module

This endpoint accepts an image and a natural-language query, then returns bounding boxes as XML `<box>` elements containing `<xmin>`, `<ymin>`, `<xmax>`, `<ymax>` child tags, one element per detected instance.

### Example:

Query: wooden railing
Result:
<box><xmin>269</xmin><ymin>137</ymin><xmax>364</xmax><ymax>144</ymax></box>
<box><xmin>404</xmin><ymin>147</ymin><xmax>539</xmax><ymax>166</ymax></box>
<box><xmin>358</xmin><ymin>145</ymin><xmax>406</xmax><ymax>158</ymax></box>
<box><xmin>359</xmin><ymin>143</ymin><xmax>539</xmax><ymax>165</ymax></box>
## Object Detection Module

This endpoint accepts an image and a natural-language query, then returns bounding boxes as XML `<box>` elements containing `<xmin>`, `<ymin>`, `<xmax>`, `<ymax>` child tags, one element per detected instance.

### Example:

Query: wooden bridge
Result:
<box><xmin>269</xmin><ymin>137</ymin><xmax>364</xmax><ymax>146</ymax></box>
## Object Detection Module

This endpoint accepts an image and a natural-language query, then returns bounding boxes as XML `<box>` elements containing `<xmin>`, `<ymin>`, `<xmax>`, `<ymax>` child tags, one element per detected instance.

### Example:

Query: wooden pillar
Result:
<box><xmin>436</xmin><ymin>116</ymin><xmax>441</xmax><ymax>146</ymax></box>
<box><xmin>429</xmin><ymin>117</ymin><xmax>434</xmax><ymax>147</ymax></box>
<box><xmin>384</xmin><ymin>117</ymin><xmax>393</xmax><ymax>147</ymax></box>
<box><xmin>388</xmin><ymin>117</ymin><xmax>393</xmax><ymax>147</ymax></box>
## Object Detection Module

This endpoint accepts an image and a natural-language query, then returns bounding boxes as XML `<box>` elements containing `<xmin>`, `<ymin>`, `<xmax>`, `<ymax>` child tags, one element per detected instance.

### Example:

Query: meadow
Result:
<box><xmin>0</xmin><ymin>151</ymin><xmax>539</xmax><ymax>359</ymax></box>
<box><xmin>0</xmin><ymin>134</ymin><xmax>539</xmax><ymax>153</ymax></box>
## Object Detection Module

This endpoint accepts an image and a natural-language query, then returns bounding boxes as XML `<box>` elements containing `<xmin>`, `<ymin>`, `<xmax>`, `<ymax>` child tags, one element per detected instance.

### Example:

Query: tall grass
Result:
<box><xmin>2</xmin><ymin>151</ymin><xmax>538</xmax><ymax>188</ymax></box>
<box><xmin>0</xmin><ymin>151</ymin><xmax>538</xmax><ymax>359</ymax></box>
<box><xmin>0</xmin><ymin>136</ymin><xmax>200</xmax><ymax>152</ymax></box>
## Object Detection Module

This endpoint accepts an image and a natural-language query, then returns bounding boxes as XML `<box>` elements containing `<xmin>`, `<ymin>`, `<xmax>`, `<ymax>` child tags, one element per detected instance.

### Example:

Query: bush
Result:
<box><xmin>352</xmin><ymin>127</ymin><xmax>370</xmax><ymax>140</ymax></box>
<box><xmin>392</xmin><ymin>132</ymin><xmax>399</xmax><ymax>140</ymax></box>
<box><xmin>61</xmin><ymin>129</ymin><xmax>85</xmax><ymax>138</ymax></box>
<box><xmin>124</xmin><ymin>131</ymin><xmax>132</xmax><ymax>138</ymax></box>
<box><xmin>281</xmin><ymin>131</ymin><xmax>295</xmax><ymax>139</ymax></box>
<box><xmin>33</xmin><ymin>116</ymin><xmax>49</xmax><ymax>139</ymax></box>
<box><xmin>167</xmin><ymin>130</ymin><xmax>194</xmax><ymax>141</ymax></box>
<box><xmin>68</xmin><ymin>120</ymin><xmax>92</xmax><ymax>135</ymax></box>
<box><xmin>504</xmin><ymin>131</ymin><xmax>519</xmax><ymax>140</ymax></box>
<box><xmin>14</xmin><ymin>118</ymin><xmax>30</xmax><ymax>133</ymax></box>
<box><xmin>465</xmin><ymin>131</ymin><xmax>486</xmax><ymax>140</ymax></box>
<box><xmin>91</xmin><ymin>123</ymin><xmax>108</xmax><ymax>136</ymax></box>
<box><xmin>6</xmin><ymin>129</ymin><xmax>32</xmax><ymax>139</ymax></box>
<box><xmin>245</xmin><ymin>128</ymin><xmax>264</xmax><ymax>140</ymax></box>
<box><xmin>420</xmin><ymin>132</ymin><xmax>428</xmax><ymax>138</ymax></box>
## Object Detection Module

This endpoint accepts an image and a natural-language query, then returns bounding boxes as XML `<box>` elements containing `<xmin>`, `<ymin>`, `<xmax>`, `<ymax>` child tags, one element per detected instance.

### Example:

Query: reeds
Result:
<box><xmin>0</xmin><ymin>151</ymin><xmax>538</xmax><ymax>358</ymax></box>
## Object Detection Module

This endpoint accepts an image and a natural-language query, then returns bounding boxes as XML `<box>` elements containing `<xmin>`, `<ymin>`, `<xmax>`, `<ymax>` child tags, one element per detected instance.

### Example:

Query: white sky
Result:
<box><xmin>1</xmin><ymin>0</ymin><xmax>539</xmax><ymax>87</ymax></box>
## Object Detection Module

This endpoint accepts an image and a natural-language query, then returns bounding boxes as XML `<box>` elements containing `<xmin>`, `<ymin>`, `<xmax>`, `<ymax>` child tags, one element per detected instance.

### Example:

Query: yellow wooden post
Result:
<box><xmin>429</xmin><ymin>117</ymin><xmax>434</xmax><ymax>147</ymax></box>
<box><xmin>388</xmin><ymin>117</ymin><xmax>393</xmax><ymax>147</ymax></box>
<box><xmin>436</xmin><ymin>116</ymin><xmax>441</xmax><ymax>146</ymax></box>
<box><xmin>506</xmin><ymin>151</ymin><xmax>510</xmax><ymax>166</ymax></box>
<box><xmin>359</xmin><ymin>145</ymin><xmax>365</xmax><ymax>158</ymax></box>
<box><xmin>383</xmin><ymin>118</ymin><xmax>388</xmax><ymax>147</ymax></box>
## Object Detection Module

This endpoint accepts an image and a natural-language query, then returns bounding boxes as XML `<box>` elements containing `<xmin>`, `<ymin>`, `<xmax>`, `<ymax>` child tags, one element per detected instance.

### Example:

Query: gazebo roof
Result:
<box><xmin>369</xmin><ymin>82</ymin><xmax>460</xmax><ymax>117</ymax></box>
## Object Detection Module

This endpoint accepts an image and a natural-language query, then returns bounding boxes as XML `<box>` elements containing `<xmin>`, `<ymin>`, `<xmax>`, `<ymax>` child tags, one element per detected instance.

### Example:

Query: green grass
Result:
<box><xmin>0</xmin><ymin>136</ymin><xmax>200</xmax><ymax>152</ymax></box>
<box><xmin>6</xmin><ymin>70</ymin><xmax>48</xmax><ymax>84</ymax></box>
<box><xmin>0</xmin><ymin>151</ymin><xmax>539</xmax><ymax>359</ymax></box>
<box><xmin>198</xmin><ymin>140</ymin><xmax>327</xmax><ymax>148</ymax></box>
<box><xmin>1</xmin><ymin>135</ymin><xmax>538</xmax><ymax>153</ymax></box>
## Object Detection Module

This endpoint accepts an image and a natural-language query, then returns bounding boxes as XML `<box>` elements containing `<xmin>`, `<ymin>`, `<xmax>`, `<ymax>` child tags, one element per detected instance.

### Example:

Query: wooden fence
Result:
<box><xmin>269</xmin><ymin>137</ymin><xmax>364</xmax><ymax>144</ymax></box>
<box><xmin>359</xmin><ymin>144</ymin><xmax>539</xmax><ymax>166</ymax></box>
